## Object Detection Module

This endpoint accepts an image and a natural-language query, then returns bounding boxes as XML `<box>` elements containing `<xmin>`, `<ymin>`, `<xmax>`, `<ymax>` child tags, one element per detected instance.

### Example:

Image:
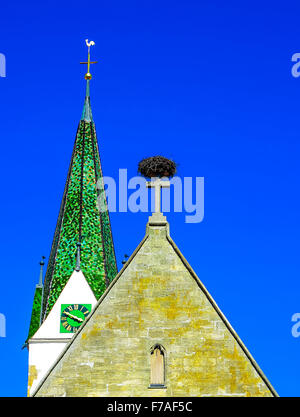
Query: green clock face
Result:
<box><xmin>60</xmin><ymin>304</ymin><xmax>92</xmax><ymax>333</ymax></box>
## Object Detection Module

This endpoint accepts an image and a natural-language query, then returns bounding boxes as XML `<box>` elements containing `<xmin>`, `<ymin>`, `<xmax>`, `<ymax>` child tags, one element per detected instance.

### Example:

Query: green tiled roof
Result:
<box><xmin>27</xmin><ymin>83</ymin><xmax>117</xmax><ymax>339</ymax></box>
<box><xmin>27</xmin><ymin>286</ymin><xmax>43</xmax><ymax>341</ymax></box>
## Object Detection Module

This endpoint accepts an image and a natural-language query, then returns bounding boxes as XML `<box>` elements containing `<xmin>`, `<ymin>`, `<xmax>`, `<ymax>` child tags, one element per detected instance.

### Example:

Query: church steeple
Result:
<box><xmin>27</xmin><ymin>40</ymin><xmax>117</xmax><ymax>340</ymax></box>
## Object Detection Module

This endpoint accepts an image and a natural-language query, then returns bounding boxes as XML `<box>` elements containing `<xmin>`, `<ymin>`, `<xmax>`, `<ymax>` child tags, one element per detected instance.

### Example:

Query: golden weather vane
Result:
<box><xmin>80</xmin><ymin>39</ymin><xmax>97</xmax><ymax>80</ymax></box>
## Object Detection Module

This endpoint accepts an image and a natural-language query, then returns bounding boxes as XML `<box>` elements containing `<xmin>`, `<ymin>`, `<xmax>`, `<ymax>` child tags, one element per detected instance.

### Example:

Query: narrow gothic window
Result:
<box><xmin>150</xmin><ymin>345</ymin><xmax>165</xmax><ymax>387</ymax></box>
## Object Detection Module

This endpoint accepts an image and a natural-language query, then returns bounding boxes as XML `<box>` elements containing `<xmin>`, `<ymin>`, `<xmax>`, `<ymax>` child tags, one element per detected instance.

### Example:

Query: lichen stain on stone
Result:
<box><xmin>27</xmin><ymin>365</ymin><xmax>38</xmax><ymax>397</ymax></box>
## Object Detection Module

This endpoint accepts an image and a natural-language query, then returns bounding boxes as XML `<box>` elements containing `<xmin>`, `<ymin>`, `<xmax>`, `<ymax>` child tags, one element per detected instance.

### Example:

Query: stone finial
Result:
<box><xmin>138</xmin><ymin>156</ymin><xmax>176</xmax><ymax>225</ymax></box>
<box><xmin>75</xmin><ymin>242</ymin><xmax>81</xmax><ymax>271</ymax></box>
<box><xmin>37</xmin><ymin>256</ymin><xmax>46</xmax><ymax>288</ymax></box>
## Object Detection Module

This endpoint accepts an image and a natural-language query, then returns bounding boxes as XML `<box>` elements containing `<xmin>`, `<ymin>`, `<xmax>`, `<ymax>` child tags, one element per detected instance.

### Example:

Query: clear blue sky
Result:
<box><xmin>0</xmin><ymin>0</ymin><xmax>300</xmax><ymax>397</ymax></box>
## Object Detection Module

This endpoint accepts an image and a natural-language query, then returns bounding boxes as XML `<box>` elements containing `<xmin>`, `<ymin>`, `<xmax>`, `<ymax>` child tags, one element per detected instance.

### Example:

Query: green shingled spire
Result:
<box><xmin>27</xmin><ymin>74</ymin><xmax>118</xmax><ymax>340</ymax></box>
<box><xmin>81</xmin><ymin>80</ymin><xmax>93</xmax><ymax>122</ymax></box>
<box><xmin>42</xmin><ymin>85</ymin><xmax>117</xmax><ymax>318</ymax></box>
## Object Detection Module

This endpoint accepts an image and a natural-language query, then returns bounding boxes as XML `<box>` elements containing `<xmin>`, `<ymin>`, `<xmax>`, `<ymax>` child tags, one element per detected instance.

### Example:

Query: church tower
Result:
<box><xmin>26</xmin><ymin>41</ymin><xmax>118</xmax><ymax>396</ymax></box>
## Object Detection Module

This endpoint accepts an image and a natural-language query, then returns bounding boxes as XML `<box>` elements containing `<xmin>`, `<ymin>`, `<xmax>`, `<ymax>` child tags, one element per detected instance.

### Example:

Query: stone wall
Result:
<box><xmin>35</xmin><ymin>221</ymin><xmax>276</xmax><ymax>397</ymax></box>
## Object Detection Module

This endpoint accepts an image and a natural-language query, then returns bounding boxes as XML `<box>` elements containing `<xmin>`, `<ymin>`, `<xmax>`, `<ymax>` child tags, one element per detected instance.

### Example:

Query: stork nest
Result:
<box><xmin>138</xmin><ymin>156</ymin><xmax>177</xmax><ymax>178</ymax></box>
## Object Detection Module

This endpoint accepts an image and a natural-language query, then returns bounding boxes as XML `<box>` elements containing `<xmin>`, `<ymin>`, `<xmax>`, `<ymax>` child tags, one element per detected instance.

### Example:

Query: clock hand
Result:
<box><xmin>64</xmin><ymin>311</ymin><xmax>84</xmax><ymax>323</ymax></box>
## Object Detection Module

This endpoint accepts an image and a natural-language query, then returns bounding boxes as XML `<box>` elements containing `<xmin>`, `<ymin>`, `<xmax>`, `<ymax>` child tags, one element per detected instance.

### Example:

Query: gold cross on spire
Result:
<box><xmin>80</xmin><ymin>39</ymin><xmax>97</xmax><ymax>80</ymax></box>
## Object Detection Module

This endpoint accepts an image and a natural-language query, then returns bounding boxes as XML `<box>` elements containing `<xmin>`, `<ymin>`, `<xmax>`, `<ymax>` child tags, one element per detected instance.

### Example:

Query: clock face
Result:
<box><xmin>60</xmin><ymin>304</ymin><xmax>92</xmax><ymax>333</ymax></box>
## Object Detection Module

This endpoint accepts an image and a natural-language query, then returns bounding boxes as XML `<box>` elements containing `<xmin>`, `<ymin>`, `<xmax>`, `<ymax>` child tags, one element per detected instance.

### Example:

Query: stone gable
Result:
<box><xmin>34</xmin><ymin>219</ymin><xmax>277</xmax><ymax>397</ymax></box>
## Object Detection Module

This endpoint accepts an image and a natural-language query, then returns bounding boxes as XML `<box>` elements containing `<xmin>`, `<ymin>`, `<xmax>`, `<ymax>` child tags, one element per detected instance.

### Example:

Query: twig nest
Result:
<box><xmin>138</xmin><ymin>156</ymin><xmax>177</xmax><ymax>178</ymax></box>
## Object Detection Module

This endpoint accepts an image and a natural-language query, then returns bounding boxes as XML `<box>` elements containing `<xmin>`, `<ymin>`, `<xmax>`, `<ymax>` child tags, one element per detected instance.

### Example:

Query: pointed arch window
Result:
<box><xmin>149</xmin><ymin>344</ymin><xmax>166</xmax><ymax>388</ymax></box>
